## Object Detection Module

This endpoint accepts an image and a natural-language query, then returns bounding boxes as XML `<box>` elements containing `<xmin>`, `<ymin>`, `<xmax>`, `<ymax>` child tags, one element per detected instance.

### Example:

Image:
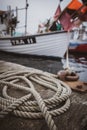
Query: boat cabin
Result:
<box><xmin>0</xmin><ymin>10</ymin><xmax>7</xmax><ymax>35</ymax></box>
<box><xmin>71</xmin><ymin>25</ymin><xmax>87</xmax><ymax>41</ymax></box>
<box><xmin>0</xmin><ymin>9</ymin><xmax>18</xmax><ymax>36</ymax></box>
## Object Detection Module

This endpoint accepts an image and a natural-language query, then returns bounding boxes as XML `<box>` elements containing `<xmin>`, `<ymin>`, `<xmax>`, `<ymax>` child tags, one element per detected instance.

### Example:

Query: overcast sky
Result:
<box><xmin>0</xmin><ymin>0</ymin><xmax>71</xmax><ymax>33</ymax></box>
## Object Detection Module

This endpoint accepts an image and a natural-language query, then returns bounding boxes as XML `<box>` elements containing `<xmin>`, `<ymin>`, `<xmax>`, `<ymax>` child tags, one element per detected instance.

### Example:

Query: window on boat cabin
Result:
<box><xmin>0</xmin><ymin>13</ymin><xmax>7</xmax><ymax>24</ymax></box>
<box><xmin>0</xmin><ymin>15</ymin><xmax>3</xmax><ymax>24</ymax></box>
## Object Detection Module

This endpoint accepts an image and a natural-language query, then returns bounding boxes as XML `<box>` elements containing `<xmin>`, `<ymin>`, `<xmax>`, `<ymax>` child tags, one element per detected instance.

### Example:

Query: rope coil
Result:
<box><xmin>0</xmin><ymin>69</ymin><xmax>71</xmax><ymax>130</ymax></box>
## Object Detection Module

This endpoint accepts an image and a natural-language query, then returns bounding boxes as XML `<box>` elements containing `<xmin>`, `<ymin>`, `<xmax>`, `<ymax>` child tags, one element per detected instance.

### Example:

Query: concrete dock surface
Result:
<box><xmin>0</xmin><ymin>60</ymin><xmax>87</xmax><ymax>130</ymax></box>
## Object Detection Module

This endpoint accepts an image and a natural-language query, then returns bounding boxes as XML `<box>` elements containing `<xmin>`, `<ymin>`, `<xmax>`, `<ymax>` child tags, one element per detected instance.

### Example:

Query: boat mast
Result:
<box><xmin>15</xmin><ymin>0</ymin><xmax>29</xmax><ymax>35</ymax></box>
<box><xmin>25</xmin><ymin>0</ymin><xmax>29</xmax><ymax>35</ymax></box>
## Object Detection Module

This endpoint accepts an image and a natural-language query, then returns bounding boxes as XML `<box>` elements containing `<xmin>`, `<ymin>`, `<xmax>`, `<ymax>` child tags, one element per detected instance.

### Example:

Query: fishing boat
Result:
<box><xmin>0</xmin><ymin>0</ymin><xmax>71</xmax><ymax>58</ymax></box>
<box><xmin>0</xmin><ymin>0</ymin><xmax>87</xmax><ymax>58</ymax></box>
<box><xmin>0</xmin><ymin>30</ymin><xmax>70</xmax><ymax>58</ymax></box>
<box><xmin>69</xmin><ymin>24</ymin><xmax>87</xmax><ymax>53</ymax></box>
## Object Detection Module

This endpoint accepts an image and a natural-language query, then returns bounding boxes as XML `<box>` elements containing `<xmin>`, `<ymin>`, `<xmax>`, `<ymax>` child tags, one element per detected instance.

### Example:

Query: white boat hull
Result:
<box><xmin>0</xmin><ymin>31</ymin><xmax>70</xmax><ymax>58</ymax></box>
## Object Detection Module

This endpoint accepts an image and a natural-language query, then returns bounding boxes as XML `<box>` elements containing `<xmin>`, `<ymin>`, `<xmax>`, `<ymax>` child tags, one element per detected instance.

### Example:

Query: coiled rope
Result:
<box><xmin>0</xmin><ymin>69</ymin><xmax>71</xmax><ymax>130</ymax></box>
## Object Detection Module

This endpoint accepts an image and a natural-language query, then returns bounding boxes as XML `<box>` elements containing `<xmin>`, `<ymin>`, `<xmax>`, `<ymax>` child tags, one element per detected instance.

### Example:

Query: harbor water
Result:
<box><xmin>0</xmin><ymin>51</ymin><xmax>87</xmax><ymax>82</ymax></box>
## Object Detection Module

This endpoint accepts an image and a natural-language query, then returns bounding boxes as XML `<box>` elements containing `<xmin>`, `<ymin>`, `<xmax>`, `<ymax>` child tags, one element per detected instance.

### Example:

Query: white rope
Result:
<box><xmin>0</xmin><ymin>69</ymin><xmax>71</xmax><ymax>130</ymax></box>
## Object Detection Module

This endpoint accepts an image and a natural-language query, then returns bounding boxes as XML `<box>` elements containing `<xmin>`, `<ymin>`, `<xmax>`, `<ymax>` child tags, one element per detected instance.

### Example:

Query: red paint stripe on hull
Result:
<box><xmin>69</xmin><ymin>44</ymin><xmax>87</xmax><ymax>53</ymax></box>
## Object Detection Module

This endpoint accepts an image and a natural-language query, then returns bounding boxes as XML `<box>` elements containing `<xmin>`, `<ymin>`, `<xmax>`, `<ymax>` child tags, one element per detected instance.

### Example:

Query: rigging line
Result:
<box><xmin>66</xmin><ymin>31</ymin><xmax>70</xmax><ymax>69</ymax></box>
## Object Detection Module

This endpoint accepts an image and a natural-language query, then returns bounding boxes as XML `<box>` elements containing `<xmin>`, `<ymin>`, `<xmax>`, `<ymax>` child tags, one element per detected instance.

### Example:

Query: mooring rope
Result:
<box><xmin>0</xmin><ymin>69</ymin><xmax>71</xmax><ymax>130</ymax></box>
